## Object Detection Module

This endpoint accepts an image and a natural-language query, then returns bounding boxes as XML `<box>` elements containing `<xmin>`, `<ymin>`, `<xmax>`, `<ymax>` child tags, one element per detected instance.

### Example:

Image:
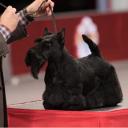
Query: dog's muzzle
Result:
<box><xmin>25</xmin><ymin>48</ymin><xmax>46</xmax><ymax>79</ymax></box>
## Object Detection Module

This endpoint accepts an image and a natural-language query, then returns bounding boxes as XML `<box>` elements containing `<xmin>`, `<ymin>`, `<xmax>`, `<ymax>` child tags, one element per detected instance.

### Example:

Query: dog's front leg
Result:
<box><xmin>61</xmin><ymin>83</ymin><xmax>87</xmax><ymax>110</ymax></box>
<box><xmin>64</xmin><ymin>94</ymin><xmax>87</xmax><ymax>110</ymax></box>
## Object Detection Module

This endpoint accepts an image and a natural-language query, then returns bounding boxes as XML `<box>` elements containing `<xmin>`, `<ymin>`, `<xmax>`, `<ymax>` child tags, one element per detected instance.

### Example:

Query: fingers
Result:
<box><xmin>6</xmin><ymin>6</ymin><xmax>17</xmax><ymax>14</ymax></box>
<box><xmin>1</xmin><ymin>6</ymin><xmax>20</xmax><ymax>32</ymax></box>
<box><xmin>48</xmin><ymin>0</ymin><xmax>54</xmax><ymax>11</ymax></box>
<box><xmin>45</xmin><ymin>7</ymin><xmax>52</xmax><ymax>16</ymax></box>
<box><xmin>7</xmin><ymin>6</ymin><xmax>19</xmax><ymax>20</ymax></box>
<box><xmin>26</xmin><ymin>0</ymin><xmax>55</xmax><ymax>17</ymax></box>
<box><xmin>43</xmin><ymin>0</ymin><xmax>54</xmax><ymax>16</ymax></box>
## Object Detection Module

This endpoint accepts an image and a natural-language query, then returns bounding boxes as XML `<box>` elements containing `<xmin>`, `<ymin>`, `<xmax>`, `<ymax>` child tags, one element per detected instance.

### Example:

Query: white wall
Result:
<box><xmin>111</xmin><ymin>0</ymin><xmax>128</xmax><ymax>11</ymax></box>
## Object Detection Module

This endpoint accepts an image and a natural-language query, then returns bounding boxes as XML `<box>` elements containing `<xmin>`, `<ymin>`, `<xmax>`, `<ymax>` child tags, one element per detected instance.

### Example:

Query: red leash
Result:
<box><xmin>9</xmin><ymin>99</ymin><xmax>43</xmax><ymax>106</ymax></box>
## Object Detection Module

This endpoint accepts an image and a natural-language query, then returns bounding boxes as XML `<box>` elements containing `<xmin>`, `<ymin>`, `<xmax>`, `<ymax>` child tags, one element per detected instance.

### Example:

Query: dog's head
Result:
<box><xmin>25</xmin><ymin>28</ymin><xmax>65</xmax><ymax>79</ymax></box>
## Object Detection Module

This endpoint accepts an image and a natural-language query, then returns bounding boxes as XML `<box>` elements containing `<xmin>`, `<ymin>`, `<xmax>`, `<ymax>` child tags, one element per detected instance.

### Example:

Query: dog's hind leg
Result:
<box><xmin>43</xmin><ymin>93</ymin><xmax>86</xmax><ymax>110</ymax></box>
<box><xmin>84</xmin><ymin>77</ymin><xmax>105</xmax><ymax>109</ymax></box>
<box><xmin>101</xmin><ymin>66</ymin><xmax>123</xmax><ymax>107</ymax></box>
<box><xmin>63</xmin><ymin>94</ymin><xmax>87</xmax><ymax>110</ymax></box>
<box><xmin>85</xmin><ymin>66</ymin><xmax>123</xmax><ymax>109</ymax></box>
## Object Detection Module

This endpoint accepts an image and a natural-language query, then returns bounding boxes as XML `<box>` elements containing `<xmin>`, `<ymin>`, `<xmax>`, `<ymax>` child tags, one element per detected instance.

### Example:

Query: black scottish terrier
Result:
<box><xmin>25</xmin><ymin>28</ymin><xmax>123</xmax><ymax>110</ymax></box>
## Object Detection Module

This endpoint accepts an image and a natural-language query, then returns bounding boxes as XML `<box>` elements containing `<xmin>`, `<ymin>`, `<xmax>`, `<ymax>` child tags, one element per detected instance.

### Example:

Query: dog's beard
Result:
<box><xmin>25</xmin><ymin>49</ymin><xmax>46</xmax><ymax>79</ymax></box>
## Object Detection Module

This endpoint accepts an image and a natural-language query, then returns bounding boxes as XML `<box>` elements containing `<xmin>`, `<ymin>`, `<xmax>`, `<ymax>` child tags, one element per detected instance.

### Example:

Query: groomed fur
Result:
<box><xmin>25</xmin><ymin>28</ymin><xmax>123</xmax><ymax>110</ymax></box>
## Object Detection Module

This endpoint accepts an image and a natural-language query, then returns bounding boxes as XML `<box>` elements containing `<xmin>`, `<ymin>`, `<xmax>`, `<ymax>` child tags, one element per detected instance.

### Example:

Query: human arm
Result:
<box><xmin>0</xmin><ymin>0</ymin><xmax>55</xmax><ymax>56</ymax></box>
<box><xmin>7</xmin><ymin>0</ymin><xmax>55</xmax><ymax>43</ymax></box>
<box><xmin>0</xmin><ymin>6</ymin><xmax>20</xmax><ymax>56</ymax></box>
<box><xmin>26</xmin><ymin>0</ymin><xmax>54</xmax><ymax>16</ymax></box>
<box><xmin>0</xmin><ymin>33</ymin><xmax>9</xmax><ymax>57</ymax></box>
<box><xmin>0</xmin><ymin>7</ymin><xmax>32</xmax><ymax>56</ymax></box>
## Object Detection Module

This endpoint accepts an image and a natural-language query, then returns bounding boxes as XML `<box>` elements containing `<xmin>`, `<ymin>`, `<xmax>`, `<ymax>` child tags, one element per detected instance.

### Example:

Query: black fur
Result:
<box><xmin>25</xmin><ymin>28</ymin><xmax>123</xmax><ymax>110</ymax></box>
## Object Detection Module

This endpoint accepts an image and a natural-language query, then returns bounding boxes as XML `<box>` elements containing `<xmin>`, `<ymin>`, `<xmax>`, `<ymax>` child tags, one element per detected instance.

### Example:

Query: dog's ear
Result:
<box><xmin>57</xmin><ymin>28</ymin><xmax>65</xmax><ymax>46</ymax></box>
<box><xmin>57</xmin><ymin>28</ymin><xmax>65</xmax><ymax>38</ymax></box>
<box><xmin>34</xmin><ymin>38</ymin><xmax>42</xmax><ymax>44</ymax></box>
<box><xmin>43</xmin><ymin>27</ymin><xmax>49</xmax><ymax>35</ymax></box>
<box><xmin>25</xmin><ymin>49</ymin><xmax>33</xmax><ymax>66</ymax></box>
<box><xmin>60</xmin><ymin>28</ymin><xmax>65</xmax><ymax>38</ymax></box>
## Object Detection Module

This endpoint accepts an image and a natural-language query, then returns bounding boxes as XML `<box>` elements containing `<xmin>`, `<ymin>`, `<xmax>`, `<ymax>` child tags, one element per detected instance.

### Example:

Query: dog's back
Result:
<box><xmin>78</xmin><ymin>35</ymin><xmax>123</xmax><ymax>108</ymax></box>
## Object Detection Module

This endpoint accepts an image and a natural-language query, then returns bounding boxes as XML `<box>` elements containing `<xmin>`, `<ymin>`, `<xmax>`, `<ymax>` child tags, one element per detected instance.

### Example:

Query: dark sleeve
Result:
<box><xmin>0</xmin><ymin>34</ymin><xmax>9</xmax><ymax>57</ymax></box>
<box><xmin>7</xmin><ymin>23</ymin><xmax>27</xmax><ymax>44</ymax></box>
<box><xmin>7</xmin><ymin>10</ymin><xmax>34</xmax><ymax>44</ymax></box>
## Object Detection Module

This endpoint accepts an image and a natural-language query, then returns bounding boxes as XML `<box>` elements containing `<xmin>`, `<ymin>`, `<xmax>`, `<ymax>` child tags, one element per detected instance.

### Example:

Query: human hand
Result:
<box><xmin>26</xmin><ymin>0</ymin><xmax>54</xmax><ymax>17</ymax></box>
<box><xmin>0</xmin><ymin>6</ymin><xmax>20</xmax><ymax>32</ymax></box>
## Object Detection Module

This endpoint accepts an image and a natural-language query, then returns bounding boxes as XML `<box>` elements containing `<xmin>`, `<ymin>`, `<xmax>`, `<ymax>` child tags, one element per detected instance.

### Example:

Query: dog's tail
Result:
<box><xmin>82</xmin><ymin>35</ymin><xmax>101</xmax><ymax>57</ymax></box>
